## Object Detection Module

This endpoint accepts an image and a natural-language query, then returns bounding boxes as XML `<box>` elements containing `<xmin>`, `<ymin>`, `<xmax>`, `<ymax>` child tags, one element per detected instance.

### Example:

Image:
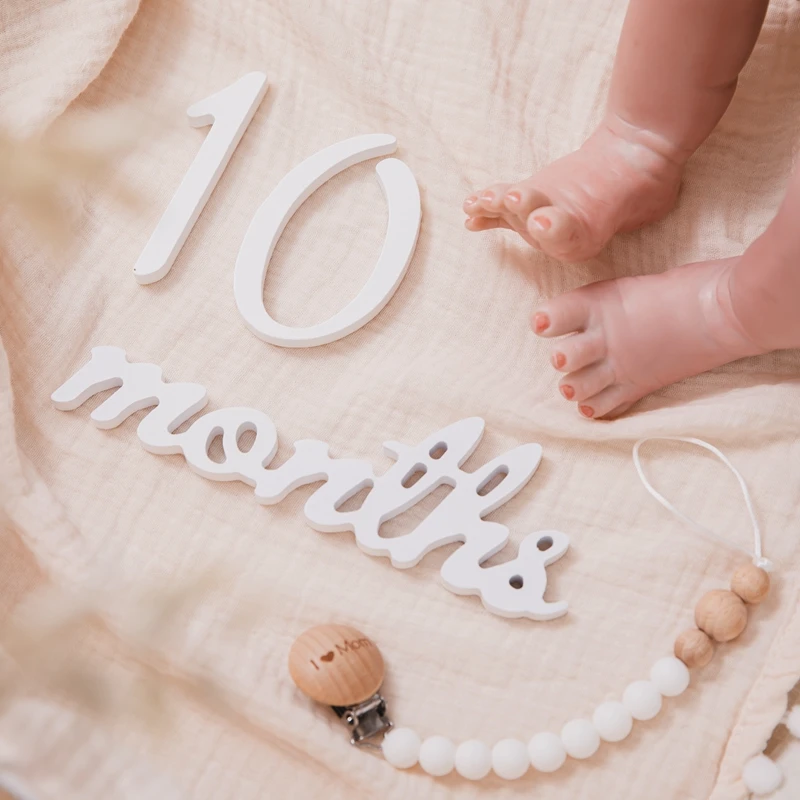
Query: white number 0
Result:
<box><xmin>133</xmin><ymin>72</ymin><xmax>421</xmax><ymax>348</ymax></box>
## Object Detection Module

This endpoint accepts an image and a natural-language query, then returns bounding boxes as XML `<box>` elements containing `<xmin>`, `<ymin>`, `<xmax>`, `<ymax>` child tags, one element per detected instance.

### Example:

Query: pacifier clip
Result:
<box><xmin>289</xmin><ymin>438</ymin><xmax>773</xmax><ymax>781</ymax></box>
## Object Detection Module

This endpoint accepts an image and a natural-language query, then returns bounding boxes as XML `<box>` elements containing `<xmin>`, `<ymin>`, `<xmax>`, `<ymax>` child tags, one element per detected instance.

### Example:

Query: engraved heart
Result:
<box><xmin>320</xmin><ymin>651</ymin><xmax>335</xmax><ymax>663</ymax></box>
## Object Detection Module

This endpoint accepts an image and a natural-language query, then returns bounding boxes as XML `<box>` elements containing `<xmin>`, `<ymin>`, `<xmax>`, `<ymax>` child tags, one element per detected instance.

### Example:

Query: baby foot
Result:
<box><xmin>532</xmin><ymin>257</ymin><xmax>771</xmax><ymax>419</ymax></box>
<box><xmin>464</xmin><ymin>121</ymin><xmax>684</xmax><ymax>261</ymax></box>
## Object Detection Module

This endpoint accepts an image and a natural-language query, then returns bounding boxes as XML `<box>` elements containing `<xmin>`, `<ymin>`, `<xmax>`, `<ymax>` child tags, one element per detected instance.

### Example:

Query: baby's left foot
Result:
<box><xmin>463</xmin><ymin>122</ymin><xmax>684</xmax><ymax>261</ymax></box>
<box><xmin>533</xmin><ymin>252</ymin><xmax>796</xmax><ymax>419</ymax></box>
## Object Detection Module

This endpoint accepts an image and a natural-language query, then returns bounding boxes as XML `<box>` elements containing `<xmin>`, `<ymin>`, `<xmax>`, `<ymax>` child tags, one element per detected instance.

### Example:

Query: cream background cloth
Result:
<box><xmin>1</xmin><ymin>1</ymin><xmax>800</xmax><ymax>798</ymax></box>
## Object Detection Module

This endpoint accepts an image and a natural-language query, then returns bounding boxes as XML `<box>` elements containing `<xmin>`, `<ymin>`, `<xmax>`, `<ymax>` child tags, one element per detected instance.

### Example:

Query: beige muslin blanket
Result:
<box><xmin>1</xmin><ymin>1</ymin><xmax>800</xmax><ymax>798</ymax></box>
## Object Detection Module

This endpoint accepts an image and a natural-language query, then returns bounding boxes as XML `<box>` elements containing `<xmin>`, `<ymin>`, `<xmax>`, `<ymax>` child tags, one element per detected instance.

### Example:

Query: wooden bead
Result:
<box><xmin>288</xmin><ymin>624</ymin><xmax>384</xmax><ymax>707</ymax></box>
<box><xmin>674</xmin><ymin>628</ymin><xmax>714</xmax><ymax>668</ymax></box>
<box><xmin>731</xmin><ymin>564</ymin><xmax>770</xmax><ymax>605</ymax></box>
<box><xmin>695</xmin><ymin>589</ymin><xmax>748</xmax><ymax>643</ymax></box>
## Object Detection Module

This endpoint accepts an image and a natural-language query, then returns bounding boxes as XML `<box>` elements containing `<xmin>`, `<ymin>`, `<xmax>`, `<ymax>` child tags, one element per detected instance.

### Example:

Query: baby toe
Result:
<box><xmin>463</xmin><ymin>194</ymin><xmax>482</xmax><ymax>216</ymax></box>
<box><xmin>527</xmin><ymin>206</ymin><xmax>591</xmax><ymax>261</ymax></box>
<box><xmin>504</xmin><ymin>184</ymin><xmax>550</xmax><ymax>221</ymax></box>
<box><xmin>559</xmin><ymin>361</ymin><xmax>615</xmax><ymax>403</ymax></box>
<box><xmin>476</xmin><ymin>182</ymin><xmax>512</xmax><ymax>213</ymax></box>
<box><xmin>577</xmin><ymin>384</ymin><xmax>632</xmax><ymax>420</ymax></box>
<box><xmin>532</xmin><ymin>292</ymin><xmax>591</xmax><ymax>338</ymax></box>
<box><xmin>465</xmin><ymin>216</ymin><xmax>513</xmax><ymax>232</ymax></box>
<box><xmin>604</xmin><ymin>401</ymin><xmax>635</xmax><ymax>419</ymax></box>
<box><xmin>550</xmin><ymin>331</ymin><xmax>606</xmax><ymax>373</ymax></box>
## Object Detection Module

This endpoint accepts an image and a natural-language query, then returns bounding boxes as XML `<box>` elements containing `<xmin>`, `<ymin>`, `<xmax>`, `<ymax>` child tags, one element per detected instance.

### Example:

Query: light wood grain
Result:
<box><xmin>674</xmin><ymin>628</ymin><xmax>715</xmax><ymax>668</ymax></box>
<box><xmin>695</xmin><ymin>589</ymin><xmax>748</xmax><ymax>643</ymax></box>
<box><xmin>731</xmin><ymin>564</ymin><xmax>770</xmax><ymax>605</ymax></box>
<box><xmin>289</xmin><ymin>624</ymin><xmax>384</xmax><ymax>707</ymax></box>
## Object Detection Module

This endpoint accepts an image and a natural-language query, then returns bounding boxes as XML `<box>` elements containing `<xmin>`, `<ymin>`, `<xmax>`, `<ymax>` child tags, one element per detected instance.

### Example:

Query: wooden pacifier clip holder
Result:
<box><xmin>289</xmin><ymin>624</ymin><xmax>392</xmax><ymax>745</ymax></box>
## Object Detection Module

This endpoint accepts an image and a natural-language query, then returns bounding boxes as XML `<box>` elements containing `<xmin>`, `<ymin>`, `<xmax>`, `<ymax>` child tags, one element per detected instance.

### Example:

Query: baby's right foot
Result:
<box><xmin>464</xmin><ymin>119</ymin><xmax>686</xmax><ymax>261</ymax></box>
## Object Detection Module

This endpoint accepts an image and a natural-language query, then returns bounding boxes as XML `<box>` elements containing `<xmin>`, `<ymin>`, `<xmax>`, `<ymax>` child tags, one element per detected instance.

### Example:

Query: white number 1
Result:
<box><xmin>133</xmin><ymin>72</ymin><xmax>269</xmax><ymax>284</ymax></box>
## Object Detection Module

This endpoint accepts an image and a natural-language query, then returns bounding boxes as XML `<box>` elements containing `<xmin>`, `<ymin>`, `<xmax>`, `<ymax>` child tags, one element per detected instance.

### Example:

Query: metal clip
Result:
<box><xmin>332</xmin><ymin>692</ymin><xmax>392</xmax><ymax>746</ymax></box>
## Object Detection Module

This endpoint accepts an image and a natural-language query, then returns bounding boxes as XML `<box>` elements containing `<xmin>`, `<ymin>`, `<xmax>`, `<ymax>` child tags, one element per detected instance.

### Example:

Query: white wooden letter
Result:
<box><xmin>50</xmin><ymin>347</ymin><xmax>208</xmax><ymax>450</ymax></box>
<box><xmin>133</xmin><ymin>72</ymin><xmax>269</xmax><ymax>284</ymax></box>
<box><xmin>180</xmin><ymin>408</ymin><xmax>278</xmax><ymax>484</ymax></box>
<box><xmin>441</xmin><ymin>529</ymin><xmax>570</xmax><ymax>621</ymax></box>
<box><xmin>233</xmin><ymin>134</ymin><xmax>421</xmax><ymax>347</ymax></box>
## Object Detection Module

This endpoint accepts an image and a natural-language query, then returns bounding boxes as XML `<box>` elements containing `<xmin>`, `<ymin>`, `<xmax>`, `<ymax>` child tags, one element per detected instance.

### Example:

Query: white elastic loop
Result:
<box><xmin>632</xmin><ymin>437</ymin><xmax>771</xmax><ymax>571</ymax></box>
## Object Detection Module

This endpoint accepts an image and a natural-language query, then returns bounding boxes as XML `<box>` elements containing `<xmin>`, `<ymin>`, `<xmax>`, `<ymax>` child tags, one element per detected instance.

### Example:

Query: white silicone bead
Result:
<box><xmin>592</xmin><ymin>701</ymin><xmax>633</xmax><ymax>743</ymax></box>
<box><xmin>786</xmin><ymin>705</ymin><xmax>800</xmax><ymax>738</ymax></box>
<box><xmin>491</xmin><ymin>739</ymin><xmax>529</xmax><ymax>780</ymax></box>
<box><xmin>650</xmin><ymin>657</ymin><xmax>690</xmax><ymax>697</ymax></box>
<box><xmin>382</xmin><ymin>728</ymin><xmax>421</xmax><ymax>769</ymax></box>
<box><xmin>527</xmin><ymin>732</ymin><xmax>567</xmax><ymax>773</ymax></box>
<box><xmin>742</xmin><ymin>754</ymin><xmax>783</xmax><ymax>795</ymax></box>
<box><xmin>623</xmin><ymin>680</ymin><xmax>662</xmax><ymax>721</ymax></box>
<box><xmin>560</xmin><ymin>719</ymin><xmax>601</xmax><ymax>760</ymax></box>
<box><xmin>419</xmin><ymin>736</ymin><xmax>456</xmax><ymax>777</ymax></box>
<box><xmin>454</xmin><ymin>740</ymin><xmax>492</xmax><ymax>781</ymax></box>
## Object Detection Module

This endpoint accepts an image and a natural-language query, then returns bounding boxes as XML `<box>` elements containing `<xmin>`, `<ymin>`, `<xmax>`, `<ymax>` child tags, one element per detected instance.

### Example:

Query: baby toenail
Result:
<box><xmin>464</xmin><ymin>195</ymin><xmax>477</xmax><ymax>206</ymax></box>
<box><xmin>480</xmin><ymin>191</ymin><xmax>495</xmax><ymax>202</ymax></box>
<box><xmin>506</xmin><ymin>191</ymin><xmax>521</xmax><ymax>203</ymax></box>
<box><xmin>561</xmin><ymin>385</ymin><xmax>575</xmax><ymax>400</ymax></box>
<box><xmin>552</xmin><ymin>352</ymin><xmax>566</xmax><ymax>369</ymax></box>
<box><xmin>533</xmin><ymin>312</ymin><xmax>550</xmax><ymax>333</ymax></box>
<box><xmin>531</xmin><ymin>214</ymin><xmax>552</xmax><ymax>231</ymax></box>
<box><xmin>579</xmin><ymin>405</ymin><xmax>594</xmax><ymax>418</ymax></box>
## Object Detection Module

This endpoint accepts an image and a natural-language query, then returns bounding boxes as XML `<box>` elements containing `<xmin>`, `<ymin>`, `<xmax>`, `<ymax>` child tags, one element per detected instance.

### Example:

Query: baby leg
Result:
<box><xmin>465</xmin><ymin>0</ymin><xmax>769</xmax><ymax>261</ymax></box>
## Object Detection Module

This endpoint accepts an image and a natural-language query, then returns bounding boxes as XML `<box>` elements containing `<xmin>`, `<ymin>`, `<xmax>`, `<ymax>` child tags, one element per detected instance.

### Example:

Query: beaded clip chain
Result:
<box><xmin>290</xmin><ymin>438</ymin><xmax>773</xmax><ymax>782</ymax></box>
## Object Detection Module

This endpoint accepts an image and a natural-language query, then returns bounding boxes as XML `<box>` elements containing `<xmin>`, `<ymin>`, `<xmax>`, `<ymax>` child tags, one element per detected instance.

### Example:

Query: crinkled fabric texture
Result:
<box><xmin>1</xmin><ymin>1</ymin><xmax>800</xmax><ymax>798</ymax></box>
<box><xmin>773</xmin><ymin>737</ymin><xmax>800</xmax><ymax>798</ymax></box>
<box><xmin>0</xmin><ymin>0</ymin><xmax>139</xmax><ymax>135</ymax></box>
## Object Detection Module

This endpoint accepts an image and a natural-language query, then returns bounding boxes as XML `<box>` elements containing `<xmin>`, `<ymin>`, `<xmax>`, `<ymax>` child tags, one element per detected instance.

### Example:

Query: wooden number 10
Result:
<box><xmin>133</xmin><ymin>72</ymin><xmax>421</xmax><ymax>348</ymax></box>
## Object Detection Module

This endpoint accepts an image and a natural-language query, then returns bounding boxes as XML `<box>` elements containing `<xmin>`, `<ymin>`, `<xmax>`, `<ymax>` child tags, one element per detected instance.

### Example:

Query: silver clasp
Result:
<box><xmin>332</xmin><ymin>692</ymin><xmax>392</xmax><ymax>745</ymax></box>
